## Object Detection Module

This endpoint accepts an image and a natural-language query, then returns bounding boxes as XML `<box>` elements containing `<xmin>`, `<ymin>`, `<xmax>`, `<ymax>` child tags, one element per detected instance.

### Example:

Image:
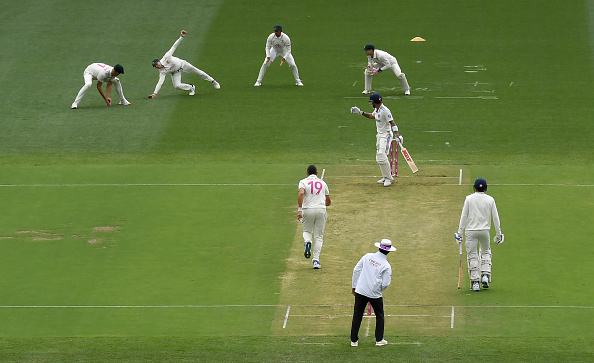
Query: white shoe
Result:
<box><xmin>313</xmin><ymin>260</ymin><xmax>321</xmax><ymax>269</ymax></box>
<box><xmin>471</xmin><ymin>281</ymin><xmax>481</xmax><ymax>291</ymax></box>
<box><xmin>376</xmin><ymin>340</ymin><xmax>388</xmax><ymax>346</ymax></box>
<box><xmin>212</xmin><ymin>80</ymin><xmax>220</xmax><ymax>89</ymax></box>
<box><xmin>71</xmin><ymin>103</ymin><xmax>77</xmax><ymax>109</ymax></box>
<box><xmin>119</xmin><ymin>100</ymin><xmax>131</xmax><ymax>106</ymax></box>
<box><xmin>351</xmin><ymin>341</ymin><xmax>358</xmax><ymax>347</ymax></box>
<box><xmin>383</xmin><ymin>179</ymin><xmax>392</xmax><ymax>187</ymax></box>
<box><xmin>296</xmin><ymin>80</ymin><xmax>304</xmax><ymax>86</ymax></box>
<box><xmin>405</xmin><ymin>90</ymin><xmax>411</xmax><ymax>96</ymax></box>
<box><xmin>362</xmin><ymin>90</ymin><xmax>371</xmax><ymax>95</ymax></box>
<box><xmin>377</xmin><ymin>178</ymin><xmax>386</xmax><ymax>184</ymax></box>
<box><xmin>482</xmin><ymin>274</ymin><xmax>490</xmax><ymax>289</ymax></box>
<box><xmin>189</xmin><ymin>84</ymin><xmax>196</xmax><ymax>96</ymax></box>
<box><xmin>254</xmin><ymin>81</ymin><xmax>261</xmax><ymax>87</ymax></box>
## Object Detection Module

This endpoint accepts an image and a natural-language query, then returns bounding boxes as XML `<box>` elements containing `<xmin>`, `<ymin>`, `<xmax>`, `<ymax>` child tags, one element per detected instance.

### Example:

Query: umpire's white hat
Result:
<box><xmin>374</xmin><ymin>238</ymin><xmax>397</xmax><ymax>252</ymax></box>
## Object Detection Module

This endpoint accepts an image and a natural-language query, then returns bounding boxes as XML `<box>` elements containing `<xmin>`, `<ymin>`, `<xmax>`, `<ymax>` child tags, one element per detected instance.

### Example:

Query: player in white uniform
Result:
<box><xmin>254</xmin><ymin>24</ymin><xmax>303</xmax><ymax>87</ymax></box>
<box><xmin>362</xmin><ymin>44</ymin><xmax>410</xmax><ymax>96</ymax></box>
<box><xmin>148</xmin><ymin>30</ymin><xmax>220</xmax><ymax>99</ymax></box>
<box><xmin>455</xmin><ymin>178</ymin><xmax>504</xmax><ymax>291</ymax></box>
<box><xmin>297</xmin><ymin>165</ymin><xmax>331</xmax><ymax>269</ymax></box>
<box><xmin>350</xmin><ymin>239</ymin><xmax>396</xmax><ymax>347</ymax></box>
<box><xmin>350</xmin><ymin>93</ymin><xmax>403</xmax><ymax>187</ymax></box>
<box><xmin>71</xmin><ymin>63</ymin><xmax>130</xmax><ymax>109</ymax></box>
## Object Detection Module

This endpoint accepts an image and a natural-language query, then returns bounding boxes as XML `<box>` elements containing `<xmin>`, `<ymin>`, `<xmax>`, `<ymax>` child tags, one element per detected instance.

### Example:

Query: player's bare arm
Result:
<box><xmin>148</xmin><ymin>93</ymin><xmax>156</xmax><ymax>99</ymax></box>
<box><xmin>181</xmin><ymin>30</ymin><xmax>187</xmax><ymax>37</ymax></box>
<box><xmin>96</xmin><ymin>81</ymin><xmax>111</xmax><ymax>106</ymax></box>
<box><xmin>325</xmin><ymin>195</ymin><xmax>331</xmax><ymax>206</ymax></box>
<box><xmin>297</xmin><ymin>188</ymin><xmax>305</xmax><ymax>221</ymax></box>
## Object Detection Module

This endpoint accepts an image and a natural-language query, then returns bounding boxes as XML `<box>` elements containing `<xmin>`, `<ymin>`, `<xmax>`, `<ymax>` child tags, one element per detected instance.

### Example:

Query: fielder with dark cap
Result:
<box><xmin>350</xmin><ymin>238</ymin><xmax>396</xmax><ymax>347</ymax></box>
<box><xmin>350</xmin><ymin>93</ymin><xmax>403</xmax><ymax>187</ymax></box>
<box><xmin>254</xmin><ymin>24</ymin><xmax>303</xmax><ymax>87</ymax></box>
<box><xmin>455</xmin><ymin>178</ymin><xmax>504</xmax><ymax>291</ymax></box>
<box><xmin>71</xmin><ymin>63</ymin><xmax>129</xmax><ymax>109</ymax></box>
<box><xmin>362</xmin><ymin>44</ymin><xmax>410</xmax><ymax>96</ymax></box>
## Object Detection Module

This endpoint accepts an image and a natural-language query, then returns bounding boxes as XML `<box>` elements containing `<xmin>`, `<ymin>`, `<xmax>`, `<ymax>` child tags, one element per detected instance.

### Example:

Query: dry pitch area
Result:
<box><xmin>274</xmin><ymin>165</ymin><xmax>469</xmax><ymax>337</ymax></box>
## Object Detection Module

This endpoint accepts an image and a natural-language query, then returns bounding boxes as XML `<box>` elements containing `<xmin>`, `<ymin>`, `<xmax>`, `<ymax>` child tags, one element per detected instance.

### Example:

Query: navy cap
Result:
<box><xmin>363</xmin><ymin>44</ymin><xmax>375</xmax><ymax>50</ymax></box>
<box><xmin>274</xmin><ymin>24</ymin><xmax>282</xmax><ymax>31</ymax></box>
<box><xmin>114</xmin><ymin>64</ymin><xmax>124</xmax><ymax>74</ymax></box>
<box><xmin>474</xmin><ymin>178</ymin><xmax>487</xmax><ymax>191</ymax></box>
<box><xmin>369</xmin><ymin>92</ymin><xmax>382</xmax><ymax>104</ymax></box>
<box><xmin>152</xmin><ymin>58</ymin><xmax>160</xmax><ymax>67</ymax></box>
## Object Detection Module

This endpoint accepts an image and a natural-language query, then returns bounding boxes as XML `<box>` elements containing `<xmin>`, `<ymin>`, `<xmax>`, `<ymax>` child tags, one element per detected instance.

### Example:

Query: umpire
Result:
<box><xmin>350</xmin><ymin>239</ymin><xmax>396</xmax><ymax>347</ymax></box>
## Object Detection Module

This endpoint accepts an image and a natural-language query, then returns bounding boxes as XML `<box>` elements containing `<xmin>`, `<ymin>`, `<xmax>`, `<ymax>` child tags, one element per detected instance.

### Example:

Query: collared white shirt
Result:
<box><xmin>266</xmin><ymin>32</ymin><xmax>291</xmax><ymax>58</ymax></box>
<box><xmin>457</xmin><ymin>192</ymin><xmax>501</xmax><ymax>234</ymax></box>
<box><xmin>372</xmin><ymin>104</ymin><xmax>394</xmax><ymax>135</ymax></box>
<box><xmin>298</xmin><ymin>174</ymin><xmax>329</xmax><ymax>209</ymax></box>
<box><xmin>86</xmin><ymin>63</ymin><xmax>116</xmax><ymax>83</ymax></box>
<box><xmin>367</xmin><ymin>49</ymin><xmax>397</xmax><ymax>71</ymax></box>
<box><xmin>352</xmin><ymin>251</ymin><xmax>392</xmax><ymax>299</ymax></box>
<box><xmin>159</xmin><ymin>36</ymin><xmax>184</xmax><ymax>74</ymax></box>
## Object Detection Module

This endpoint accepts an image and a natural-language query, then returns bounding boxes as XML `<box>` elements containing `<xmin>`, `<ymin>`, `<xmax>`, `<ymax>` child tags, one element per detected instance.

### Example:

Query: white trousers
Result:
<box><xmin>465</xmin><ymin>229</ymin><xmax>492</xmax><ymax>282</ymax></box>
<box><xmin>257</xmin><ymin>49</ymin><xmax>301</xmax><ymax>82</ymax></box>
<box><xmin>73</xmin><ymin>72</ymin><xmax>127</xmax><ymax>106</ymax></box>
<box><xmin>172</xmin><ymin>60</ymin><xmax>214</xmax><ymax>91</ymax></box>
<box><xmin>376</xmin><ymin>133</ymin><xmax>394</xmax><ymax>180</ymax></box>
<box><xmin>302</xmin><ymin>207</ymin><xmax>327</xmax><ymax>261</ymax></box>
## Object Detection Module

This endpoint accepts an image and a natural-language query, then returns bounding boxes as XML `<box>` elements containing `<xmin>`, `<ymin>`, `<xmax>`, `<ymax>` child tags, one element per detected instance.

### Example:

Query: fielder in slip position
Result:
<box><xmin>254</xmin><ymin>24</ymin><xmax>303</xmax><ymax>87</ymax></box>
<box><xmin>71</xmin><ymin>63</ymin><xmax>130</xmax><ymax>109</ymax></box>
<box><xmin>350</xmin><ymin>93</ymin><xmax>403</xmax><ymax>187</ymax></box>
<box><xmin>149</xmin><ymin>30</ymin><xmax>220</xmax><ymax>99</ymax></box>
<box><xmin>362</xmin><ymin>44</ymin><xmax>410</xmax><ymax>96</ymax></box>
<box><xmin>297</xmin><ymin>165</ymin><xmax>331</xmax><ymax>269</ymax></box>
<box><xmin>350</xmin><ymin>239</ymin><xmax>396</xmax><ymax>347</ymax></box>
<box><xmin>455</xmin><ymin>178</ymin><xmax>504</xmax><ymax>291</ymax></box>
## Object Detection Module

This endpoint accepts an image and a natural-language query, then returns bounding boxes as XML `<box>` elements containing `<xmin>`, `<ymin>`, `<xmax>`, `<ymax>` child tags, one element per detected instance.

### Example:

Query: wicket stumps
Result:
<box><xmin>389</xmin><ymin>140</ymin><xmax>399</xmax><ymax>177</ymax></box>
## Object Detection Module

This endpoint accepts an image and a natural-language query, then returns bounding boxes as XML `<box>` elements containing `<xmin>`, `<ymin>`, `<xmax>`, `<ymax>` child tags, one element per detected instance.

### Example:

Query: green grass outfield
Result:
<box><xmin>0</xmin><ymin>0</ymin><xmax>593</xmax><ymax>361</ymax></box>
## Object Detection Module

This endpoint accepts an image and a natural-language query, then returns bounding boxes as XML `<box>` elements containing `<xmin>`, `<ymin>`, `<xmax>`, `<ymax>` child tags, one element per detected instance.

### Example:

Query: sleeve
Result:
<box><xmin>163</xmin><ymin>36</ymin><xmax>184</xmax><ymax>60</ymax></box>
<box><xmin>457</xmin><ymin>197</ymin><xmax>469</xmax><ymax>235</ymax></box>
<box><xmin>284</xmin><ymin>34</ymin><xmax>291</xmax><ymax>57</ymax></box>
<box><xmin>380</xmin><ymin>265</ymin><xmax>392</xmax><ymax>291</ymax></box>
<box><xmin>352</xmin><ymin>257</ymin><xmax>364</xmax><ymax>288</ymax></box>
<box><xmin>153</xmin><ymin>71</ymin><xmax>166</xmax><ymax>94</ymax></box>
<box><xmin>367</xmin><ymin>55</ymin><xmax>373</xmax><ymax>67</ymax></box>
<box><xmin>265</xmin><ymin>34</ymin><xmax>273</xmax><ymax>57</ymax></box>
<box><xmin>379</xmin><ymin>51</ymin><xmax>393</xmax><ymax>71</ymax></box>
<box><xmin>492</xmin><ymin>199</ymin><xmax>502</xmax><ymax>235</ymax></box>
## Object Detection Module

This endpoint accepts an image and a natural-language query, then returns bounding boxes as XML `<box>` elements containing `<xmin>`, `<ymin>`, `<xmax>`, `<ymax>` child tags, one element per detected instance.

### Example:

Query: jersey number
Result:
<box><xmin>308</xmin><ymin>181</ymin><xmax>323</xmax><ymax>195</ymax></box>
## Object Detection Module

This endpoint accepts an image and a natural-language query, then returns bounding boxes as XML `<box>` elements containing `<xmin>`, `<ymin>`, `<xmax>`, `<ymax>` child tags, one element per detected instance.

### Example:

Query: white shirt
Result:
<box><xmin>367</xmin><ymin>49</ymin><xmax>398</xmax><ymax>71</ymax></box>
<box><xmin>266</xmin><ymin>32</ymin><xmax>291</xmax><ymax>58</ymax></box>
<box><xmin>298</xmin><ymin>174</ymin><xmax>329</xmax><ymax>209</ymax></box>
<box><xmin>85</xmin><ymin>63</ymin><xmax>117</xmax><ymax>83</ymax></box>
<box><xmin>457</xmin><ymin>192</ymin><xmax>501</xmax><ymax>234</ymax></box>
<box><xmin>372</xmin><ymin>104</ymin><xmax>394</xmax><ymax>135</ymax></box>
<box><xmin>153</xmin><ymin>37</ymin><xmax>185</xmax><ymax>94</ymax></box>
<box><xmin>352</xmin><ymin>251</ymin><xmax>392</xmax><ymax>299</ymax></box>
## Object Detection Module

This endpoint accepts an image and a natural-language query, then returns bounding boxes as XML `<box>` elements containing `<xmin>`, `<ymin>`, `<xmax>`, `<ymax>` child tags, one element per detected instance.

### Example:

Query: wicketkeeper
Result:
<box><xmin>455</xmin><ymin>178</ymin><xmax>504</xmax><ymax>291</ymax></box>
<box><xmin>362</xmin><ymin>44</ymin><xmax>410</xmax><ymax>96</ymax></box>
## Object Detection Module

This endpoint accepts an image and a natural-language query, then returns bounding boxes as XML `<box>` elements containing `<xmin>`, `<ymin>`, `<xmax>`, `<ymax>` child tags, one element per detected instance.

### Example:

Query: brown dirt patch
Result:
<box><xmin>93</xmin><ymin>226</ymin><xmax>119</xmax><ymax>232</ymax></box>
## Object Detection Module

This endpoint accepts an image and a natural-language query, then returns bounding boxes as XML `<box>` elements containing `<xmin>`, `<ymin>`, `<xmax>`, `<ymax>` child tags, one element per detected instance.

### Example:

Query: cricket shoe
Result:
<box><xmin>71</xmin><ymin>103</ymin><xmax>77</xmax><ymax>109</ymax></box>
<box><xmin>313</xmin><ymin>260</ymin><xmax>321</xmax><ymax>269</ymax></box>
<box><xmin>376</xmin><ymin>340</ymin><xmax>388</xmax><ymax>346</ymax></box>
<box><xmin>377</xmin><ymin>178</ymin><xmax>386</xmax><ymax>184</ymax></box>
<box><xmin>351</xmin><ymin>341</ymin><xmax>358</xmax><ymax>347</ymax></box>
<box><xmin>212</xmin><ymin>80</ymin><xmax>220</xmax><ymax>89</ymax></box>
<box><xmin>383</xmin><ymin>179</ymin><xmax>392</xmax><ymax>187</ymax></box>
<box><xmin>189</xmin><ymin>84</ymin><xmax>196</xmax><ymax>96</ymax></box>
<box><xmin>405</xmin><ymin>90</ymin><xmax>411</xmax><ymax>96</ymax></box>
<box><xmin>296</xmin><ymin>80</ymin><xmax>304</xmax><ymax>86</ymax></box>
<box><xmin>254</xmin><ymin>81</ymin><xmax>261</xmax><ymax>87</ymax></box>
<box><xmin>482</xmin><ymin>274</ymin><xmax>490</xmax><ymax>289</ymax></box>
<box><xmin>119</xmin><ymin>100</ymin><xmax>131</xmax><ymax>106</ymax></box>
<box><xmin>362</xmin><ymin>89</ymin><xmax>371</xmax><ymax>95</ymax></box>
<box><xmin>304</xmin><ymin>241</ymin><xmax>312</xmax><ymax>259</ymax></box>
<box><xmin>471</xmin><ymin>281</ymin><xmax>481</xmax><ymax>291</ymax></box>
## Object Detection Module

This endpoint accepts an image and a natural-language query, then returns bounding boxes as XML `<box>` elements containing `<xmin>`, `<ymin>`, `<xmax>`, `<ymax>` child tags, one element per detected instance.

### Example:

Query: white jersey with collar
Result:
<box><xmin>367</xmin><ymin>49</ymin><xmax>397</xmax><ymax>70</ymax></box>
<box><xmin>159</xmin><ymin>36</ymin><xmax>185</xmax><ymax>74</ymax></box>
<box><xmin>266</xmin><ymin>32</ymin><xmax>291</xmax><ymax>58</ymax></box>
<box><xmin>457</xmin><ymin>192</ymin><xmax>502</xmax><ymax>234</ymax></box>
<box><xmin>298</xmin><ymin>174</ymin><xmax>329</xmax><ymax>209</ymax></box>
<box><xmin>86</xmin><ymin>63</ymin><xmax>116</xmax><ymax>83</ymax></box>
<box><xmin>371</xmin><ymin>104</ymin><xmax>394</xmax><ymax>135</ymax></box>
<box><xmin>352</xmin><ymin>251</ymin><xmax>392</xmax><ymax>299</ymax></box>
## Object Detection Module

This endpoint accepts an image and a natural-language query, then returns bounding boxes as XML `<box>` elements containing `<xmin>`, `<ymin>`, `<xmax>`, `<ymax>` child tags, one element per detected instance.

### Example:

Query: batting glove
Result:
<box><xmin>454</xmin><ymin>233</ymin><xmax>463</xmax><ymax>244</ymax></box>
<box><xmin>350</xmin><ymin>106</ymin><xmax>363</xmax><ymax>115</ymax></box>
<box><xmin>494</xmin><ymin>234</ymin><xmax>505</xmax><ymax>245</ymax></box>
<box><xmin>395</xmin><ymin>134</ymin><xmax>403</xmax><ymax>145</ymax></box>
<box><xmin>371</xmin><ymin>68</ymin><xmax>383</xmax><ymax>76</ymax></box>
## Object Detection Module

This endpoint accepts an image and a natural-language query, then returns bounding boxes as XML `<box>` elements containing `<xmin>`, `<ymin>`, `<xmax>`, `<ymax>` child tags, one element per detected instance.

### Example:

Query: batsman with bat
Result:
<box><xmin>455</xmin><ymin>178</ymin><xmax>504</xmax><ymax>291</ymax></box>
<box><xmin>350</xmin><ymin>93</ymin><xmax>403</xmax><ymax>187</ymax></box>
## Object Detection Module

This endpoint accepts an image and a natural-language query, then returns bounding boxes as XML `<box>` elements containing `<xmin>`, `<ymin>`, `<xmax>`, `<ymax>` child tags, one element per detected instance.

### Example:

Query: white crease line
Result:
<box><xmin>283</xmin><ymin>305</ymin><xmax>291</xmax><ymax>329</ymax></box>
<box><xmin>451</xmin><ymin>306</ymin><xmax>455</xmax><ymax>329</ymax></box>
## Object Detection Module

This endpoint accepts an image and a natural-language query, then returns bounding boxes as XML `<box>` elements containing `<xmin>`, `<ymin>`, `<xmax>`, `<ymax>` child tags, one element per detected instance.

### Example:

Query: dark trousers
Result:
<box><xmin>350</xmin><ymin>293</ymin><xmax>385</xmax><ymax>342</ymax></box>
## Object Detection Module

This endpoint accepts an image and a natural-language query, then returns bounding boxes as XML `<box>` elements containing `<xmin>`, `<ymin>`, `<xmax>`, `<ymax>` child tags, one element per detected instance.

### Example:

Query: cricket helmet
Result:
<box><xmin>474</xmin><ymin>178</ymin><xmax>487</xmax><ymax>192</ymax></box>
<box><xmin>369</xmin><ymin>92</ymin><xmax>382</xmax><ymax>105</ymax></box>
<box><xmin>152</xmin><ymin>58</ymin><xmax>160</xmax><ymax>67</ymax></box>
<box><xmin>374</xmin><ymin>238</ymin><xmax>397</xmax><ymax>252</ymax></box>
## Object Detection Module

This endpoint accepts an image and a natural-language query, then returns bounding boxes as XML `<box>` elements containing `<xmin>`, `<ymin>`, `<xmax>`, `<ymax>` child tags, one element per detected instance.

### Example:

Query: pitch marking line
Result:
<box><xmin>1</xmin><ymin>304</ymin><xmax>590</xmax><ymax>309</ymax></box>
<box><xmin>283</xmin><ymin>305</ymin><xmax>291</xmax><ymax>329</ymax></box>
<box><xmin>451</xmin><ymin>306</ymin><xmax>455</xmax><ymax>329</ymax></box>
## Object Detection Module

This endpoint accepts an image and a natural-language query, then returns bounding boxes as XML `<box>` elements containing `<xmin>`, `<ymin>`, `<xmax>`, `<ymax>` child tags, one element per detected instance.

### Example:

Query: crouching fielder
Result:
<box><xmin>297</xmin><ymin>165</ymin><xmax>331</xmax><ymax>269</ymax></box>
<box><xmin>362</xmin><ymin>44</ymin><xmax>410</xmax><ymax>96</ymax></box>
<box><xmin>149</xmin><ymin>30</ymin><xmax>220</xmax><ymax>99</ymax></box>
<box><xmin>254</xmin><ymin>24</ymin><xmax>303</xmax><ymax>87</ymax></box>
<box><xmin>71</xmin><ymin>63</ymin><xmax>130</xmax><ymax>109</ymax></box>
<box><xmin>455</xmin><ymin>178</ymin><xmax>504</xmax><ymax>291</ymax></box>
<box><xmin>350</xmin><ymin>93</ymin><xmax>403</xmax><ymax>187</ymax></box>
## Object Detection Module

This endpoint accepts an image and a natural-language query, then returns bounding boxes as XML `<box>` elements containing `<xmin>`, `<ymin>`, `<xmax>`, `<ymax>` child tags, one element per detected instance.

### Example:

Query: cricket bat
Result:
<box><xmin>400</xmin><ymin>144</ymin><xmax>419</xmax><ymax>173</ymax></box>
<box><xmin>457</xmin><ymin>242</ymin><xmax>463</xmax><ymax>289</ymax></box>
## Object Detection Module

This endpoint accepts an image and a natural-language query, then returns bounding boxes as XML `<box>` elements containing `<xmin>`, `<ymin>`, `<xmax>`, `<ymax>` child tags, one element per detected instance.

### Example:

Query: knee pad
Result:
<box><xmin>376</xmin><ymin>152</ymin><xmax>389</xmax><ymax>165</ymax></box>
<box><xmin>364</xmin><ymin>68</ymin><xmax>372</xmax><ymax>76</ymax></box>
<box><xmin>467</xmin><ymin>252</ymin><xmax>480</xmax><ymax>270</ymax></box>
<box><xmin>397</xmin><ymin>72</ymin><xmax>406</xmax><ymax>80</ymax></box>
